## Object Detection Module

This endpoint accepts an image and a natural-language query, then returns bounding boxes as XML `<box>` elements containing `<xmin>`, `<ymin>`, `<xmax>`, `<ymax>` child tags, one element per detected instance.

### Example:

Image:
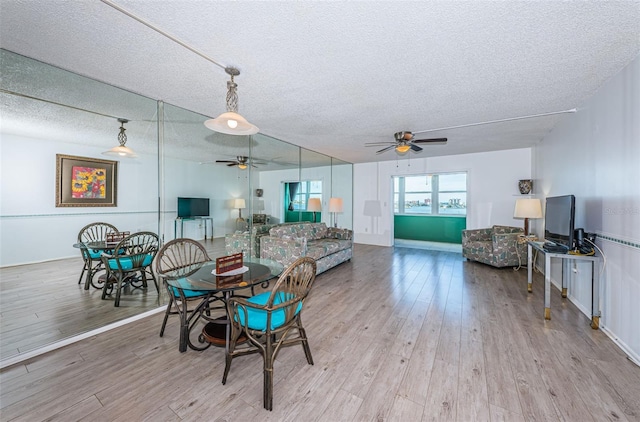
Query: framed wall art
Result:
<box><xmin>56</xmin><ymin>154</ymin><xmax>118</xmax><ymax>207</ymax></box>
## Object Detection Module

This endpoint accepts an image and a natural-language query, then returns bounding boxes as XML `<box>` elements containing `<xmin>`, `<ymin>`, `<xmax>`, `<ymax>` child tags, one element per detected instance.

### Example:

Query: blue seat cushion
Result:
<box><xmin>236</xmin><ymin>291</ymin><xmax>302</xmax><ymax>331</ymax></box>
<box><xmin>107</xmin><ymin>254</ymin><xmax>153</xmax><ymax>271</ymax></box>
<box><xmin>88</xmin><ymin>249</ymin><xmax>102</xmax><ymax>259</ymax></box>
<box><xmin>170</xmin><ymin>284</ymin><xmax>208</xmax><ymax>298</ymax></box>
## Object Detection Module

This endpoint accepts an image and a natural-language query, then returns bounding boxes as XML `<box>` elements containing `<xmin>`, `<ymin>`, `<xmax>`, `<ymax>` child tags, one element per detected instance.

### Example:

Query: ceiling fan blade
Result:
<box><xmin>410</xmin><ymin>144</ymin><xmax>423</xmax><ymax>152</ymax></box>
<box><xmin>365</xmin><ymin>142</ymin><xmax>394</xmax><ymax>146</ymax></box>
<box><xmin>216</xmin><ymin>160</ymin><xmax>237</xmax><ymax>164</ymax></box>
<box><xmin>227</xmin><ymin>163</ymin><xmax>236</xmax><ymax>167</ymax></box>
<box><xmin>412</xmin><ymin>137</ymin><xmax>448</xmax><ymax>144</ymax></box>
<box><xmin>376</xmin><ymin>145</ymin><xmax>396</xmax><ymax>154</ymax></box>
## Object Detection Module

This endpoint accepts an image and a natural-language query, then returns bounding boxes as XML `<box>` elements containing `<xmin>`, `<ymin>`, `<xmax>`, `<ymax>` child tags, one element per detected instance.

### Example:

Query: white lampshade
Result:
<box><xmin>204</xmin><ymin>111</ymin><xmax>259</xmax><ymax>135</ymax></box>
<box><xmin>363</xmin><ymin>200</ymin><xmax>382</xmax><ymax>217</ymax></box>
<box><xmin>514</xmin><ymin>198</ymin><xmax>542</xmax><ymax>219</ymax></box>
<box><xmin>307</xmin><ymin>198</ymin><xmax>322</xmax><ymax>212</ymax></box>
<box><xmin>329</xmin><ymin>197</ymin><xmax>343</xmax><ymax>213</ymax></box>
<box><xmin>234</xmin><ymin>198</ymin><xmax>246</xmax><ymax>209</ymax></box>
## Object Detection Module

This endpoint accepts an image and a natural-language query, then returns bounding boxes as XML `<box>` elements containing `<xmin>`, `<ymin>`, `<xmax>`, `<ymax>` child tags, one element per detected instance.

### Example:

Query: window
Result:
<box><xmin>286</xmin><ymin>180</ymin><xmax>322</xmax><ymax>211</ymax></box>
<box><xmin>393</xmin><ymin>172</ymin><xmax>466</xmax><ymax>216</ymax></box>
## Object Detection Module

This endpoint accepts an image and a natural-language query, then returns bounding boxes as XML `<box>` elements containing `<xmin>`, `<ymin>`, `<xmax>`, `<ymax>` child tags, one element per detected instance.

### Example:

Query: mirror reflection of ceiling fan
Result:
<box><xmin>365</xmin><ymin>109</ymin><xmax>577</xmax><ymax>155</ymax></box>
<box><xmin>211</xmin><ymin>155</ymin><xmax>266</xmax><ymax>169</ymax></box>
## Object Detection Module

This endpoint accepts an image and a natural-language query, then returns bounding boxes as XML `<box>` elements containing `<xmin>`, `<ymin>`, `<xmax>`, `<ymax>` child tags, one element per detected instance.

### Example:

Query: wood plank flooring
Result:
<box><xmin>1</xmin><ymin>243</ymin><xmax>639</xmax><ymax>421</ymax></box>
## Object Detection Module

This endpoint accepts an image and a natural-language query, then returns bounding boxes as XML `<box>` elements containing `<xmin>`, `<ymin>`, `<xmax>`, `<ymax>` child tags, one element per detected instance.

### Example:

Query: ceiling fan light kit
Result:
<box><xmin>204</xmin><ymin>67</ymin><xmax>259</xmax><ymax>136</ymax></box>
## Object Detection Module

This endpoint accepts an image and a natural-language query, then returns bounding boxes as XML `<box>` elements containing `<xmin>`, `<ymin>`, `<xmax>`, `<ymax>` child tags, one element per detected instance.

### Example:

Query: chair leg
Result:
<box><xmin>114</xmin><ymin>275</ymin><xmax>123</xmax><ymax>307</ymax></box>
<box><xmin>78</xmin><ymin>261</ymin><xmax>87</xmax><ymax>285</ymax></box>
<box><xmin>297</xmin><ymin>317</ymin><xmax>314</xmax><ymax>365</ymax></box>
<box><xmin>263</xmin><ymin>335</ymin><xmax>274</xmax><ymax>411</ymax></box>
<box><xmin>159</xmin><ymin>296</ymin><xmax>174</xmax><ymax>337</ymax></box>
<box><xmin>222</xmin><ymin>323</ymin><xmax>242</xmax><ymax>384</ymax></box>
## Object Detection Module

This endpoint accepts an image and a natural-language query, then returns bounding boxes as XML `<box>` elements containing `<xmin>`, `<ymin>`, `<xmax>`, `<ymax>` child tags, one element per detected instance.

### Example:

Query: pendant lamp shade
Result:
<box><xmin>205</xmin><ymin>67</ymin><xmax>259</xmax><ymax>136</ymax></box>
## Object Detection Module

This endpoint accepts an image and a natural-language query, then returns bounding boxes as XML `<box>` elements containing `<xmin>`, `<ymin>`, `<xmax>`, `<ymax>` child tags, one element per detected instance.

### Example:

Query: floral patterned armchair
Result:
<box><xmin>462</xmin><ymin>225</ymin><xmax>526</xmax><ymax>268</ymax></box>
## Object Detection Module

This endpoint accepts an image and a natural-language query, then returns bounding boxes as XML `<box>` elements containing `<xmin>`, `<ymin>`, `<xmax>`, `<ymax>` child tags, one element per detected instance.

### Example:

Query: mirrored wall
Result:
<box><xmin>0</xmin><ymin>49</ymin><xmax>352</xmax><ymax>363</ymax></box>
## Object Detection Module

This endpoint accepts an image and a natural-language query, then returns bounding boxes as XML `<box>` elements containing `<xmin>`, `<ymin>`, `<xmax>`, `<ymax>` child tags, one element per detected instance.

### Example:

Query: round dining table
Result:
<box><xmin>161</xmin><ymin>257</ymin><xmax>284</xmax><ymax>353</ymax></box>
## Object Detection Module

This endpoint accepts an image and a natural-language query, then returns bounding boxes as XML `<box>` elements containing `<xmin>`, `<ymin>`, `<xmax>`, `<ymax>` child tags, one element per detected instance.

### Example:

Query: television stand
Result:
<box><xmin>527</xmin><ymin>241</ymin><xmax>601</xmax><ymax>329</ymax></box>
<box><xmin>174</xmin><ymin>217</ymin><xmax>213</xmax><ymax>240</ymax></box>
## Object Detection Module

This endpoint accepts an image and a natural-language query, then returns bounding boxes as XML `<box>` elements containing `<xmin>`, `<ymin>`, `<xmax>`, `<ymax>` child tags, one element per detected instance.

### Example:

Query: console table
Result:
<box><xmin>174</xmin><ymin>217</ymin><xmax>213</xmax><ymax>240</ymax></box>
<box><xmin>527</xmin><ymin>241</ymin><xmax>602</xmax><ymax>329</ymax></box>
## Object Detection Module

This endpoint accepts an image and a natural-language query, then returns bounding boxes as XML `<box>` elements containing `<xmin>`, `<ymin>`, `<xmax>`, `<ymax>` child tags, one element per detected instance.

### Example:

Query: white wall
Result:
<box><xmin>533</xmin><ymin>55</ymin><xmax>640</xmax><ymax>362</ymax></box>
<box><xmin>353</xmin><ymin>148</ymin><xmax>532</xmax><ymax>246</ymax></box>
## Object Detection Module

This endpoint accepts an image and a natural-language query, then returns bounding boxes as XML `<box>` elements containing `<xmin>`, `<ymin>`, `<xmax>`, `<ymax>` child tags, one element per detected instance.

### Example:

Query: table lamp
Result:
<box><xmin>307</xmin><ymin>198</ymin><xmax>322</xmax><ymax>223</ymax></box>
<box><xmin>329</xmin><ymin>197</ymin><xmax>343</xmax><ymax>228</ymax></box>
<box><xmin>234</xmin><ymin>198</ymin><xmax>246</xmax><ymax>222</ymax></box>
<box><xmin>514</xmin><ymin>198</ymin><xmax>542</xmax><ymax>236</ymax></box>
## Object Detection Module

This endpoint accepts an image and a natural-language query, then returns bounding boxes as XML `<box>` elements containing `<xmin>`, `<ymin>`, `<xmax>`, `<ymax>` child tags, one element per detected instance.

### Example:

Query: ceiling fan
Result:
<box><xmin>211</xmin><ymin>155</ymin><xmax>265</xmax><ymax>169</ymax></box>
<box><xmin>365</xmin><ymin>131</ymin><xmax>447</xmax><ymax>154</ymax></box>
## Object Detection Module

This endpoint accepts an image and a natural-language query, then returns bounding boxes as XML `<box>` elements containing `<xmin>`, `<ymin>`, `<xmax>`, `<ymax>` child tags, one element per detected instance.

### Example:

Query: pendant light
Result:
<box><xmin>204</xmin><ymin>67</ymin><xmax>259</xmax><ymax>135</ymax></box>
<box><xmin>103</xmin><ymin>118</ymin><xmax>137</xmax><ymax>158</ymax></box>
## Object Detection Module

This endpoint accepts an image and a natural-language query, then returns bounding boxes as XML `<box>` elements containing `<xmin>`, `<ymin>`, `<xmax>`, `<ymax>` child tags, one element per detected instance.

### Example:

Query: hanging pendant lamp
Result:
<box><xmin>204</xmin><ymin>67</ymin><xmax>259</xmax><ymax>135</ymax></box>
<box><xmin>103</xmin><ymin>118</ymin><xmax>137</xmax><ymax>158</ymax></box>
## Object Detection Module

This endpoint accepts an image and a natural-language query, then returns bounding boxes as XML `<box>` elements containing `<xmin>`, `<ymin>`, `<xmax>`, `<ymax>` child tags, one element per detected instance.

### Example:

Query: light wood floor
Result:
<box><xmin>0</xmin><ymin>239</ymin><xmax>227</xmax><ymax>361</ymax></box>
<box><xmin>1</xmin><ymin>243</ymin><xmax>639</xmax><ymax>421</ymax></box>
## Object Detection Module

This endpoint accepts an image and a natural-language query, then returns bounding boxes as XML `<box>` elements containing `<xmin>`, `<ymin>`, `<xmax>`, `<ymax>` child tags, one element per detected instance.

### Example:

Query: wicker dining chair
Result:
<box><xmin>155</xmin><ymin>238</ymin><xmax>213</xmax><ymax>352</ymax></box>
<box><xmin>77</xmin><ymin>222</ymin><xmax>118</xmax><ymax>289</ymax></box>
<box><xmin>222</xmin><ymin>256</ymin><xmax>317</xmax><ymax>411</ymax></box>
<box><xmin>100</xmin><ymin>231</ymin><xmax>159</xmax><ymax>307</ymax></box>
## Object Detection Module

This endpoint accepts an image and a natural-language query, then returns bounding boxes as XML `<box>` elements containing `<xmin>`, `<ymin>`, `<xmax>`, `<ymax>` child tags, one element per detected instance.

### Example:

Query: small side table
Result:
<box><xmin>527</xmin><ymin>241</ymin><xmax>602</xmax><ymax>329</ymax></box>
<box><xmin>174</xmin><ymin>217</ymin><xmax>213</xmax><ymax>240</ymax></box>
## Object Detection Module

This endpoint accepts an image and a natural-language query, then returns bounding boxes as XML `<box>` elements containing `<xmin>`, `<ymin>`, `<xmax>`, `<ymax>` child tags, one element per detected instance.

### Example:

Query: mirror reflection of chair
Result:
<box><xmin>100</xmin><ymin>231</ymin><xmax>159</xmax><ymax>307</ymax></box>
<box><xmin>77</xmin><ymin>222</ymin><xmax>118</xmax><ymax>290</ymax></box>
<box><xmin>222</xmin><ymin>257</ymin><xmax>317</xmax><ymax>411</ymax></box>
<box><xmin>155</xmin><ymin>238</ymin><xmax>213</xmax><ymax>352</ymax></box>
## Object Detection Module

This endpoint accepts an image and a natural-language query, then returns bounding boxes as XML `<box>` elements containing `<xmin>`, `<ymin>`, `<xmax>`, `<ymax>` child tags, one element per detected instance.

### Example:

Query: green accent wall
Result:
<box><xmin>285</xmin><ymin>211</ymin><xmax>321</xmax><ymax>223</ymax></box>
<box><xmin>394</xmin><ymin>215</ymin><xmax>466</xmax><ymax>243</ymax></box>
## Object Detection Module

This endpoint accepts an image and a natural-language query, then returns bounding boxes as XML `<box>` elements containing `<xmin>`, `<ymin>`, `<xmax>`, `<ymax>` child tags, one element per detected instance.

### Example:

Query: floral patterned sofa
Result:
<box><xmin>461</xmin><ymin>225</ymin><xmax>526</xmax><ymax>268</ymax></box>
<box><xmin>225</xmin><ymin>223</ymin><xmax>278</xmax><ymax>259</ymax></box>
<box><xmin>260</xmin><ymin>222</ymin><xmax>353</xmax><ymax>274</ymax></box>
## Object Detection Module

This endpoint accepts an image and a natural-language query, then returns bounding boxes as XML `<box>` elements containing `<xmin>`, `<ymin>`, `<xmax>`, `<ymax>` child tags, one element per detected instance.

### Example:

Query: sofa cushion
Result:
<box><xmin>269</xmin><ymin>222</ymin><xmax>328</xmax><ymax>240</ymax></box>
<box><xmin>306</xmin><ymin>238</ymin><xmax>351</xmax><ymax>261</ymax></box>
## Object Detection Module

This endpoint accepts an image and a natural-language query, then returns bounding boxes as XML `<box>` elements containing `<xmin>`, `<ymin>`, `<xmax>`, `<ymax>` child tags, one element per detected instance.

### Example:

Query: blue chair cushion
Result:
<box><xmin>170</xmin><ymin>284</ymin><xmax>208</xmax><ymax>298</ymax></box>
<box><xmin>107</xmin><ymin>254</ymin><xmax>153</xmax><ymax>271</ymax></box>
<box><xmin>88</xmin><ymin>249</ymin><xmax>102</xmax><ymax>259</ymax></box>
<box><xmin>236</xmin><ymin>291</ymin><xmax>302</xmax><ymax>331</ymax></box>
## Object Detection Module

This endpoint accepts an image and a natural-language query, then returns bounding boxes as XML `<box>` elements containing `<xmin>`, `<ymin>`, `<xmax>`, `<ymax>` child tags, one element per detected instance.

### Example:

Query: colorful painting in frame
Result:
<box><xmin>56</xmin><ymin>154</ymin><xmax>117</xmax><ymax>207</ymax></box>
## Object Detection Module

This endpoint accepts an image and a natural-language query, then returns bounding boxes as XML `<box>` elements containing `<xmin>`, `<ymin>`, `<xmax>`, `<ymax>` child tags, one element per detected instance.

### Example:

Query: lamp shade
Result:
<box><xmin>514</xmin><ymin>198</ymin><xmax>542</xmax><ymax>219</ymax></box>
<box><xmin>363</xmin><ymin>200</ymin><xmax>382</xmax><ymax>217</ymax></box>
<box><xmin>329</xmin><ymin>197</ymin><xmax>343</xmax><ymax>213</ymax></box>
<box><xmin>204</xmin><ymin>111</ymin><xmax>259</xmax><ymax>135</ymax></box>
<box><xmin>234</xmin><ymin>198</ymin><xmax>246</xmax><ymax>209</ymax></box>
<box><xmin>102</xmin><ymin>145</ymin><xmax>137</xmax><ymax>158</ymax></box>
<box><xmin>307</xmin><ymin>198</ymin><xmax>322</xmax><ymax>212</ymax></box>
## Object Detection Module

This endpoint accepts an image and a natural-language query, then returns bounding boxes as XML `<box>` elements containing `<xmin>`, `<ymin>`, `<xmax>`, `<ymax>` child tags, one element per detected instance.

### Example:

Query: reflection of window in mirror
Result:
<box><xmin>285</xmin><ymin>180</ymin><xmax>322</xmax><ymax>211</ymax></box>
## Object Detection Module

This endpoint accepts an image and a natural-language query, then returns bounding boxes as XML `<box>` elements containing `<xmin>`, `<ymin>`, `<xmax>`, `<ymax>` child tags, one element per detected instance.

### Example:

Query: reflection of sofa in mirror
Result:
<box><xmin>260</xmin><ymin>222</ymin><xmax>352</xmax><ymax>274</ymax></box>
<box><xmin>461</xmin><ymin>225</ymin><xmax>526</xmax><ymax>268</ymax></box>
<box><xmin>225</xmin><ymin>223</ymin><xmax>276</xmax><ymax>259</ymax></box>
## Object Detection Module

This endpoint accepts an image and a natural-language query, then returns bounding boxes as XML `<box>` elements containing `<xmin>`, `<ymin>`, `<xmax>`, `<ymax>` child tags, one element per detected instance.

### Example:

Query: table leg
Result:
<box><xmin>527</xmin><ymin>243</ymin><xmax>533</xmax><ymax>293</ymax></box>
<box><xmin>561</xmin><ymin>260</ymin><xmax>568</xmax><ymax>298</ymax></box>
<box><xmin>591</xmin><ymin>260</ymin><xmax>601</xmax><ymax>330</ymax></box>
<box><xmin>544</xmin><ymin>254</ymin><xmax>552</xmax><ymax>320</ymax></box>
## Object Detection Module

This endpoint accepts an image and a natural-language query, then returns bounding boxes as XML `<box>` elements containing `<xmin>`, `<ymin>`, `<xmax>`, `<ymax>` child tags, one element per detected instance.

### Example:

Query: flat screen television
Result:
<box><xmin>177</xmin><ymin>197</ymin><xmax>210</xmax><ymax>218</ymax></box>
<box><xmin>544</xmin><ymin>195</ymin><xmax>575</xmax><ymax>250</ymax></box>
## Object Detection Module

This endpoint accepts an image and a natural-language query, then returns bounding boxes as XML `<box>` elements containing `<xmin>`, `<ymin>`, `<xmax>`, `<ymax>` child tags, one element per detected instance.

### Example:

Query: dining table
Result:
<box><xmin>160</xmin><ymin>257</ymin><xmax>284</xmax><ymax>353</ymax></box>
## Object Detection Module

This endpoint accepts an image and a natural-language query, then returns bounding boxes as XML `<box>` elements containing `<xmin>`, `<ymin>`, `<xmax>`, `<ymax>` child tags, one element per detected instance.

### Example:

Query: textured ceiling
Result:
<box><xmin>1</xmin><ymin>1</ymin><xmax>639</xmax><ymax>164</ymax></box>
